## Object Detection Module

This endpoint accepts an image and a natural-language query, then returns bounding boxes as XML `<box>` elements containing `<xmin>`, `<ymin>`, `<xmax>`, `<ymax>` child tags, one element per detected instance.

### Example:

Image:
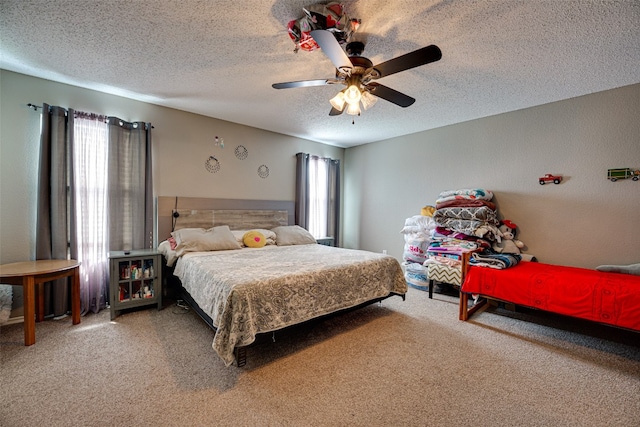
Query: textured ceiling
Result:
<box><xmin>1</xmin><ymin>0</ymin><xmax>639</xmax><ymax>148</ymax></box>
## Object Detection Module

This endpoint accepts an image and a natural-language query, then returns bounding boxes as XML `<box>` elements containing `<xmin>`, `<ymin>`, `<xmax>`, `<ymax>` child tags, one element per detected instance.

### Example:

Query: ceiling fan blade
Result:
<box><xmin>310</xmin><ymin>29</ymin><xmax>353</xmax><ymax>73</ymax></box>
<box><xmin>272</xmin><ymin>79</ymin><xmax>335</xmax><ymax>89</ymax></box>
<box><xmin>366</xmin><ymin>82</ymin><xmax>415</xmax><ymax>107</ymax></box>
<box><xmin>329</xmin><ymin>106</ymin><xmax>344</xmax><ymax>116</ymax></box>
<box><xmin>372</xmin><ymin>45</ymin><xmax>442</xmax><ymax>78</ymax></box>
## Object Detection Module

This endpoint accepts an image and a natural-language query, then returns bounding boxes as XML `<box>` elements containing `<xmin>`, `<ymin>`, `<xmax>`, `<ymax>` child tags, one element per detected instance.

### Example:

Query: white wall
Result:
<box><xmin>344</xmin><ymin>83</ymin><xmax>640</xmax><ymax>269</ymax></box>
<box><xmin>0</xmin><ymin>70</ymin><xmax>344</xmax><ymax>315</ymax></box>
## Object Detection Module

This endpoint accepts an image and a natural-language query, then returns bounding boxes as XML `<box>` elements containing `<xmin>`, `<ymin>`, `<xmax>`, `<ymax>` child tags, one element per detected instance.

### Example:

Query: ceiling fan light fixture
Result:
<box><xmin>346</xmin><ymin>101</ymin><xmax>361</xmax><ymax>116</ymax></box>
<box><xmin>360</xmin><ymin>90</ymin><xmax>378</xmax><ymax>110</ymax></box>
<box><xmin>329</xmin><ymin>91</ymin><xmax>346</xmax><ymax>111</ymax></box>
<box><xmin>344</xmin><ymin>84</ymin><xmax>362</xmax><ymax>105</ymax></box>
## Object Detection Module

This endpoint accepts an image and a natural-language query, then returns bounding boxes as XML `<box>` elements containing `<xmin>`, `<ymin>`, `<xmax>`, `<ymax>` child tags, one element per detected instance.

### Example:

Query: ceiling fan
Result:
<box><xmin>272</xmin><ymin>29</ymin><xmax>442</xmax><ymax>116</ymax></box>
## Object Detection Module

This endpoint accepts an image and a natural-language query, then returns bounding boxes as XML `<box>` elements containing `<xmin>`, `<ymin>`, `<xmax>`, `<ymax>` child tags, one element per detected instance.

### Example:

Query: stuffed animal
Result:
<box><xmin>493</xmin><ymin>220</ymin><xmax>525</xmax><ymax>254</ymax></box>
<box><xmin>421</xmin><ymin>205</ymin><xmax>435</xmax><ymax>217</ymax></box>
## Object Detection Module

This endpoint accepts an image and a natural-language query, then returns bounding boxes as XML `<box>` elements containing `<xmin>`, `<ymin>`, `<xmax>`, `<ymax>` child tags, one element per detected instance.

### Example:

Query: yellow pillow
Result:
<box><xmin>243</xmin><ymin>230</ymin><xmax>267</xmax><ymax>248</ymax></box>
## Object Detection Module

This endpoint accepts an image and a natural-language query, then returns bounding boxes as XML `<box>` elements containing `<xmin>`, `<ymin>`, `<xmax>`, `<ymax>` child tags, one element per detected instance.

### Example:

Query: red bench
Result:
<box><xmin>460</xmin><ymin>261</ymin><xmax>640</xmax><ymax>332</ymax></box>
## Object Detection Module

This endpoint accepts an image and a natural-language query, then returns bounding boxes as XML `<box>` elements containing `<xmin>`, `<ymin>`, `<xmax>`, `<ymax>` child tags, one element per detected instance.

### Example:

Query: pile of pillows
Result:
<box><xmin>161</xmin><ymin>225</ymin><xmax>318</xmax><ymax>266</ymax></box>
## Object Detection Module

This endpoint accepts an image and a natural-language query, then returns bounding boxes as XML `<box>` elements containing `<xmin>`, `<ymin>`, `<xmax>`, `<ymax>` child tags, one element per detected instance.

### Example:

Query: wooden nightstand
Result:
<box><xmin>316</xmin><ymin>237</ymin><xmax>335</xmax><ymax>247</ymax></box>
<box><xmin>109</xmin><ymin>249</ymin><xmax>162</xmax><ymax>320</ymax></box>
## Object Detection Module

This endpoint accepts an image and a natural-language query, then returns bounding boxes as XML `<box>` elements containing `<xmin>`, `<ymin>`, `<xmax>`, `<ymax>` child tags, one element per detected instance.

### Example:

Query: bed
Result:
<box><xmin>157</xmin><ymin>197</ymin><xmax>407</xmax><ymax>366</ymax></box>
<box><xmin>459</xmin><ymin>261</ymin><xmax>640</xmax><ymax>332</ymax></box>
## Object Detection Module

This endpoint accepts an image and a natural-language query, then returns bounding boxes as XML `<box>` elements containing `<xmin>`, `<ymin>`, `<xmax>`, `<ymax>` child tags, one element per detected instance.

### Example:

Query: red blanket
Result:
<box><xmin>462</xmin><ymin>262</ymin><xmax>640</xmax><ymax>331</ymax></box>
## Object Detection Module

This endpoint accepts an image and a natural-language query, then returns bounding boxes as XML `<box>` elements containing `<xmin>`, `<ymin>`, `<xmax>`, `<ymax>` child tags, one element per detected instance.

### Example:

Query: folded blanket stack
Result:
<box><xmin>401</xmin><ymin>188</ymin><xmax>522</xmax><ymax>290</ymax></box>
<box><xmin>432</xmin><ymin>188</ymin><xmax>499</xmax><ymax>248</ymax></box>
<box><xmin>469</xmin><ymin>252</ymin><xmax>521</xmax><ymax>269</ymax></box>
<box><xmin>430</xmin><ymin>188</ymin><xmax>521</xmax><ymax>270</ymax></box>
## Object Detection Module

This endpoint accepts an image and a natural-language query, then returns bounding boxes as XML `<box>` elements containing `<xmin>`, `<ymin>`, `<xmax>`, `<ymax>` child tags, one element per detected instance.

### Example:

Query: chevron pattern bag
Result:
<box><xmin>427</xmin><ymin>263</ymin><xmax>462</xmax><ymax>286</ymax></box>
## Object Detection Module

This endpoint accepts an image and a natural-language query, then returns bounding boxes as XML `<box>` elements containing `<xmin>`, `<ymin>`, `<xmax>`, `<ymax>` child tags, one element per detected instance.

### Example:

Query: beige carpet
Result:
<box><xmin>1</xmin><ymin>287</ymin><xmax>639</xmax><ymax>427</ymax></box>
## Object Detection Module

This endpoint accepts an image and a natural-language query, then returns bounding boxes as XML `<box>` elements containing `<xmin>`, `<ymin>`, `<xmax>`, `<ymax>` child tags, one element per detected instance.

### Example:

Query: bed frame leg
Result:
<box><xmin>459</xmin><ymin>292</ymin><xmax>469</xmax><ymax>320</ymax></box>
<box><xmin>235</xmin><ymin>347</ymin><xmax>247</xmax><ymax>367</ymax></box>
<box><xmin>460</xmin><ymin>292</ymin><xmax>487</xmax><ymax>321</ymax></box>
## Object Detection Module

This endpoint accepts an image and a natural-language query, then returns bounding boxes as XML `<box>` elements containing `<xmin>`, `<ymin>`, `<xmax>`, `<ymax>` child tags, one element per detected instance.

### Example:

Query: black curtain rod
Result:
<box><xmin>26</xmin><ymin>103</ymin><xmax>154</xmax><ymax>128</ymax></box>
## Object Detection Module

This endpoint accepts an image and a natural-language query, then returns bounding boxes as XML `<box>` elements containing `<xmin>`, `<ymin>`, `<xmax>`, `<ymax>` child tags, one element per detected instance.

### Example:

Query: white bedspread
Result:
<box><xmin>173</xmin><ymin>244</ymin><xmax>407</xmax><ymax>365</ymax></box>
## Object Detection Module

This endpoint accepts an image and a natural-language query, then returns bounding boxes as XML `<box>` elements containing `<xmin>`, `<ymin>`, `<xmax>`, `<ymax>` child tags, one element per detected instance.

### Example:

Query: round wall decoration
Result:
<box><xmin>257</xmin><ymin>164</ymin><xmax>270</xmax><ymax>179</ymax></box>
<box><xmin>234</xmin><ymin>145</ymin><xmax>248</xmax><ymax>160</ymax></box>
<box><xmin>205</xmin><ymin>156</ymin><xmax>221</xmax><ymax>173</ymax></box>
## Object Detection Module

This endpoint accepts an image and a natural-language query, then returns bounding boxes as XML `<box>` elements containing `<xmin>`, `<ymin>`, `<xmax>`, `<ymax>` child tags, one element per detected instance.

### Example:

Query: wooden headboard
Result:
<box><xmin>157</xmin><ymin>196</ymin><xmax>295</xmax><ymax>241</ymax></box>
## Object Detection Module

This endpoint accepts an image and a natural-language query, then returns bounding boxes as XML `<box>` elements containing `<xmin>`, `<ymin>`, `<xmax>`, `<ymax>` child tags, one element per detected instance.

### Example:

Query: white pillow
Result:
<box><xmin>158</xmin><ymin>240</ymin><xmax>178</xmax><ymax>267</ymax></box>
<box><xmin>271</xmin><ymin>225</ymin><xmax>317</xmax><ymax>246</ymax></box>
<box><xmin>171</xmin><ymin>225</ymin><xmax>241</xmax><ymax>256</ymax></box>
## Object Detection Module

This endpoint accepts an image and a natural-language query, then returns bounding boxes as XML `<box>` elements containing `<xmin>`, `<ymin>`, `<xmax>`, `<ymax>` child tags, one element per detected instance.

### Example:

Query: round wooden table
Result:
<box><xmin>0</xmin><ymin>259</ymin><xmax>80</xmax><ymax>345</ymax></box>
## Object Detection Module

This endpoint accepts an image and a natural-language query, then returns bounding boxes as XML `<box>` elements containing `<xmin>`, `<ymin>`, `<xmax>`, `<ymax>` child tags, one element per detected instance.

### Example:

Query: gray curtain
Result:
<box><xmin>36</xmin><ymin>107</ymin><xmax>153</xmax><ymax>317</ymax></box>
<box><xmin>295</xmin><ymin>152</ymin><xmax>310</xmax><ymax>230</ymax></box>
<box><xmin>107</xmin><ymin>118</ymin><xmax>154</xmax><ymax>251</ymax></box>
<box><xmin>326</xmin><ymin>157</ymin><xmax>340</xmax><ymax>241</ymax></box>
<box><xmin>295</xmin><ymin>152</ymin><xmax>341</xmax><ymax>245</ymax></box>
<box><xmin>36</xmin><ymin>104</ymin><xmax>77</xmax><ymax>317</ymax></box>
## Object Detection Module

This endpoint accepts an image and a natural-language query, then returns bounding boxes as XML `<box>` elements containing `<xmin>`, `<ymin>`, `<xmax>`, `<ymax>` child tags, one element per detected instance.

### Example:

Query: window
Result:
<box><xmin>295</xmin><ymin>153</ymin><xmax>340</xmax><ymax>243</ymax></box>
<box><xmin>308</xmin><ymin>157</ymin><xmax>329</xmax><ymax>238</ymax></box>
<box><xmin>73</xmin><ymin>115</ymin><xmax>110</xmax><ymax>312</ymax></box>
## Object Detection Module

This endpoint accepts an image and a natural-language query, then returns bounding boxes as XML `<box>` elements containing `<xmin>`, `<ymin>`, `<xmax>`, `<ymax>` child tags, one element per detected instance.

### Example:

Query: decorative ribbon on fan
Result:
<box><xmin>286</xmin><ymin>2</ymin><xmax>360</xmax><ymax>53</ymax></box>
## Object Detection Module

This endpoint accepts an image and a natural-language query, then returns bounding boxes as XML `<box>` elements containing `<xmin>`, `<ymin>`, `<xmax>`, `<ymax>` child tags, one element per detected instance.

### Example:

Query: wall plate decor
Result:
<box><xmin>235</xmin><ymin>145</ymin><xmax>248</xmax><ymax>160</ymax></box>
<box><xmin>205</xmin><ymin>156</ymin><xmax>221</xmax><ymax>173</ymax></box>
<box><xmin>257</xmin><ymin>164</ymin><xmax>270</xmax><ymax>179</ymax></box>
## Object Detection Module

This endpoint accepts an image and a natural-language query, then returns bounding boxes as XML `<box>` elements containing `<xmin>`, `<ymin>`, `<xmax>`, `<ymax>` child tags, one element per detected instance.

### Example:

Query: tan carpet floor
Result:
<box><xmin>1</xmin><ymin>287</ymin><xmax>639</xmax><ymax>426</ymax></box>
